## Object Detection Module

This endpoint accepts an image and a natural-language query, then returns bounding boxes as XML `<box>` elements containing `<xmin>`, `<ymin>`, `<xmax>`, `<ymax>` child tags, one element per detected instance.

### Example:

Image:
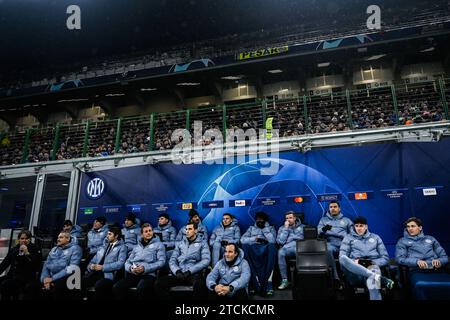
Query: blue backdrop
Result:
<box><xmin>77</xmin><ymin>139</ymin><xmax>450</xmax><ymax>256</ymax></box>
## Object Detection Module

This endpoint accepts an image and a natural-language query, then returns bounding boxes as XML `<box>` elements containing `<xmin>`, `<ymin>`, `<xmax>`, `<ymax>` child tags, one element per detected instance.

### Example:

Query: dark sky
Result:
<box><xmin>0</xmin><ymin>0</ymin><xmax>442</xmax><ymax>74</ymax></box>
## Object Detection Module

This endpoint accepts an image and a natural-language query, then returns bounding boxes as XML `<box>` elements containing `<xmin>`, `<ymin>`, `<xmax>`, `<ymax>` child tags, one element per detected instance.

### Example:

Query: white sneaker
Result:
<box><xmin>278</xmin><ymin>279</ymin><xmax>290</xmax><ymax>290</ymax></box>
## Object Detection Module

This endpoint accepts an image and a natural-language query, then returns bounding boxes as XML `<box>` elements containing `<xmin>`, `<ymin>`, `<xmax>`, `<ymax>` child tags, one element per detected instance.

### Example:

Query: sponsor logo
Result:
<box><xmin>423</xmin><ymin>188</ymin><xmax>437</xmax><ymax>196</ymax></box>
<box><xmin>86</xmin><ymin>178</ymin><xmax>105</xmax><ymax>200</ymax></box>
<box><xmin>355</xmin><ymin>192</ymin><xmax>368</xmax><ymax>200</ymax></box>
<box><xmin>182</xmin><ymin>203</ymin><xmax>193</xmax><ymax>210</ymax></box>
<box><xmin>234</xmin><ymin>200</ymin><xmax>246</xmax><ymax>207</ymax></box>
<box><xmin>238</xmin><ymin>46</ymin><xmax>289</xmax><ymax>60</ymax></box>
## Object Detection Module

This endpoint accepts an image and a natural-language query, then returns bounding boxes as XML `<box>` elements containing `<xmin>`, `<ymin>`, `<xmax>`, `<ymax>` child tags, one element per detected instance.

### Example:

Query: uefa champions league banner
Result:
<box><xmin>77</xmin><ymin>139</ymin><xmax>450</xmax><ymax>254</ymax></box>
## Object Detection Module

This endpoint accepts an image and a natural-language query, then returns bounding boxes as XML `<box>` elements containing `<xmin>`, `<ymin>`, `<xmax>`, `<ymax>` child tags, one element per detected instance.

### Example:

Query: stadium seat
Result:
<box><xmin>292</xmin><ymin>238</ymin><xmax>334</xmax><ymax>300</ymax></box>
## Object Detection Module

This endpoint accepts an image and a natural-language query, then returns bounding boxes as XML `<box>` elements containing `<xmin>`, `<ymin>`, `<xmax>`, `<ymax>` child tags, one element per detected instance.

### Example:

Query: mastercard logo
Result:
<box><xmin>355</xmin><ymin>193</ymin><xmax>368</xmax><ymax>200</ymax></box>
<box><xmin>293</xmin><ymin>197</ymin><xmax>304</xmax><ymax>203</ymax></box>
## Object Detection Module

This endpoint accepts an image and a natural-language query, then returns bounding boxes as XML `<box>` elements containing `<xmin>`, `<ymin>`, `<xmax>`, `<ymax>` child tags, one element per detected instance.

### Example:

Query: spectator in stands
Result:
<box><xmin>87</xmin><ymin>216</ymin><xmax>109</xmax><ymax>260</ymax></box>
<box><xmin>395</xmin><ymin>217</ymin><xmax>449</xmax><ymax>299</ymax></box>
<box><xmin>240</xmin><ymin>211</ymin><xmax>277</xmax><ymax>296</ymax></box>
<box><xmin>317</xmin><ymin>201</ymin><xmax>353</xmax><ymax>283</ymax></box>
<box><xmin>277</xmin><ymin>211</ymin><xmax>304</xmax><ymax>290</ymax></box>
<box><xmin>40</xmin><ymin>231</ymin><xmax>82</xmax><ymax>300</ymax></box>
<box><xmin>63</xmin><ymin>220</ymin><xmax>82</xmax><ymax>238</ymax></box>
<box><xmin>155</xmin><ymin>222</ymin><xmax>210</xmax><ymax>300</ymax></box>
<box><xmin>339</xmin><ymin>216</ymin><xmax>394</xmax><ymax>300</ymax></box>
<box><xmin>113</xmin><ymin>223</ymin><xmax>165</xmax><ymax>300</ymax></box>
<box><xmin>83</xmin><ymin>226</ymin><xmax>127</xmax><ymax>300</ymax></box>
<box><xmin>0</xmin><ymin>230</ymin><xmax>41</xmax><ymax>300</ymax></box>
<box><xmin>209</xmin><ymin>213</ymin><xmax>241</xmax><ymax>266</ymax></box>
<box><xmin>121</xmin><ymin>213</ymin><xmax>141</xmax><ymax>254</ymax></box>
<box><xmin>206</xmin><ymin>243</ymin><xmax>250</xmax><ymax>300</ymax></box>
<box><xmin>154</xmin><ymin>213</ymin><xmax>177</xmax><ymax>258</ymax></box>
<box><xmin>176</xmin><ymin>209</ymin><xmax>208</xmax><ymax>243</ymax></box>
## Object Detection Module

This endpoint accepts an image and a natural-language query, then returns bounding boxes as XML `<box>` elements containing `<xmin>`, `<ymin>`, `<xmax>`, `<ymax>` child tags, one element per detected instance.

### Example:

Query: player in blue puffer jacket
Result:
<box><xmin>395</xmin><ymin>217</ymin><xmax>450</xmax><ymax>299</ymax></box>
<box><xmin>121</xmin><ymin>213</ymin><xmax>141</xmax><ymax>254</ymax></box>
<box><xmin>317</xmin><ymin>201</ymin><xmax>353</xmax><ymax>281</ymax></box>
<box><xmin>206</xmin><ymin>244</ymin><xmax>250</xmax><ymax>300</ymax></box>
<box><xmin>154</xmin><ymin>213</ymin><xmax>177</xmax><ymax>259</ymax></box>
<box><xmin>83</xmin><ymin>226</ymin><xmax>127</xmax><ymax>300</ymax></box>
<box><xmin>155</xmin><ymin>222</ymin><xmax>211</xmax><ymax>300</ymax></box>
<box><xmin>241</xmin><ymin>211</ymin><xmax>277</xmax><ymax>296</ymax></box>
<box><xmin>87</xmin><ymin>216</ymin><xmax>109</xmax><ymax>258</ymax></box>
<box><xmin>339</xmin><ymin>216</ymin><xmax>394</xmax><ymax>300</ymax></box>
<box><xmin>209</xmin><ymin>213</ymin><xmax>241</xmax><ymax>266</ymax></box>
<box><xmin>176</xmin><ymin>209</ymin><xmax>208</xmax><ymax>243</ymax></box>
<box><xmin>113</xmin><ymin>223</ymin><xmax>166</xmax><ymax>300</ymax></box>
<box><xmin>40</xmin><ymin>231</ymin><xmax>82</xmax><ymax>299</ymax></box>
<box><xmin>276</xmin><ymin>211</ymin><xmax>304</xmax><ymax>290</ymax></box>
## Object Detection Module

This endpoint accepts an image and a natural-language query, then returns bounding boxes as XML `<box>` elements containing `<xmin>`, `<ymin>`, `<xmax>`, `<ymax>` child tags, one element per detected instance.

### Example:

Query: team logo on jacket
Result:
<box><xmin>340</xmin><ymin>221</ymin><xmax>345</xmax><ymax>225</ymax></box>
<box><xmin>233</xmin><ymin>266</ymin><xmax>239</xmax><ymax>272</ymax></box>
<box><xmin>86</xmin><ymin>177</ymin><xmax>106</xmax><ymax>200</ymax></box>
<box><xmin>369</xmin><ymin>238</ymin><xmax>375</xmax><ymax>243</ymax></box>
<box><xmin>425</xmin><ymin>239</ymin><xmax>432</xmax><ymax>244</ymax></box>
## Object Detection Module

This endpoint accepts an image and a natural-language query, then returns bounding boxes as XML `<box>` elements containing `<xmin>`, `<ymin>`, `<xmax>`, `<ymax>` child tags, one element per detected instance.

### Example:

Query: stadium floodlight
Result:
<box><xmin>177</xmin><ymin>82</ymin><xmax>200</xmax><ymax>86</ymax></box>
<box><xmin>317</xmin><ymin>62</ymin><xmax>330</xmax><ymax>68</ymax></box>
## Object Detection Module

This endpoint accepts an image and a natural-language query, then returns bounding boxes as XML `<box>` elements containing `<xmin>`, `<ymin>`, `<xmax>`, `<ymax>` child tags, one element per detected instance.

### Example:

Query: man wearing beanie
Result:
<box><xmin>122</xmin><ymin>213</ymin><xmax>141</xmax><ymax>255</ymax></box>
<box><xmin>339</xmin><ymin>216</ymin><xmax>394</xmax><ymax>300</ymax></box>
<box><xmin>176</xmin><ymin>209</ymin><xmax>208</xmax><ymax>243</ymax></box>
<box><xmin>154</xmin><ymin>213</ymin><xmax>177</xmax><ymax>258</ymax></box>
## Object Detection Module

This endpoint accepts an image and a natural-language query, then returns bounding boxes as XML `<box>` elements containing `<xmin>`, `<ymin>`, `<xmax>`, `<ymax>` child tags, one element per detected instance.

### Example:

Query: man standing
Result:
<box><xmin>317</xmin><ymin>201</ymin><xmax>353</xmax><ymax>281</ymax></box>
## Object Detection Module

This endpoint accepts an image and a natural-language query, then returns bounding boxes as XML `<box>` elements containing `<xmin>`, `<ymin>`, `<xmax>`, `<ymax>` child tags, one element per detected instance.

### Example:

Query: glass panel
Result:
<box><xmin>0</xmin><ymin>176</ymin><xmax>36</xmax><ymax>260</ymax></box>
<box><xmin>38</xmin><ymin>173</ymin><xmax>71</xmax><ymax>238</ymax></box>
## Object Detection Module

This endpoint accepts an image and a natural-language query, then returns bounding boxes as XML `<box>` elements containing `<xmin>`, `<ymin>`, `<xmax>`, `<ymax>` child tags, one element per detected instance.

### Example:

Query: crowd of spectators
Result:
<box><xmin>0</xmin><ymin>82</ymin><xmax>448</xmax><ymax>166</ymax></box>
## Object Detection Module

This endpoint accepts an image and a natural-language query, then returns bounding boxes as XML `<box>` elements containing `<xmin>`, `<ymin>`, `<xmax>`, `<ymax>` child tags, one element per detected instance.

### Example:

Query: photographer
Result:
<box><xmin>339</xmin><ymin>216</ymin><xmax>394</xmax><ymax>300</ymax></box>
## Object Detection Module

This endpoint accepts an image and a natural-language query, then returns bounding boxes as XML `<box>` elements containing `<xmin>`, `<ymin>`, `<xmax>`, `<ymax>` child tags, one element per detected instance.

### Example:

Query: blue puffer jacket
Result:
<box><xmin>125</xmin><ymin>237</ymin><xmax>166</xmax><ymax>277</ymax></box>
<box><xmin>206</xmin><ymin>248</ymin><xmax>251</xmax><ymax>296</ymax></box>
<box><xmin>122</xmin><ymin>223</ymin><xmax>141</xmax><ymax>253</ymax></box>
<box><xmin>209</xmin><ymin>219</ymin><xmax>241</xmax><ymax>246</ymax></box>
<box><xmin>70</xmin><ymin>225</ymin><xmax>83</xmax><ymax>238</ymax></box>
<box><xmin>154</xmin><ymin>220</ymin><xmax>177</xmax><ymax>249</ymax></box>
<box><xmin>277</xmin><ymin>218</ymin><xmax>304</xmax><ymax>248</ymax></box>
<box><xmin>88</xmin><ymin>225</ymin><xmax>109</xmax><ymax>255</ymax></box>
<box><xmin>395</xmin><ymin>230</ymin><xmax>449</xmax><ymax>267</ymax></box>
<box><xmin>169</xmin><ymin>235</ymin><xmax>211</xmax><ymax>275</ymax></box>
<box><xmin>176</xmin><ymin>222</ymin><xmax>208</xmax><ymax>243</ymax></box>
<box><xmin>40</xmin><ymin>240</ymin><xmax>82</xmax><ymax>282</ymax></box>
<box><xmin>87</xmin><ymin>239</ymin><xmax>127</xmax><ymax>280</ymax></box>
<box><xmin>339</xmin><ymin>228</ymin><xmax>389</xmax><ymax>266</ymax></box>
<box><xmin>317</xmin><ymin>212</ymin><xmax>353</xmax><ymax>248</ymax></box>
<box><xmin>240</xmin><ymin>222</ymin><xmax>276</xmax><ymax>245</ymax></box>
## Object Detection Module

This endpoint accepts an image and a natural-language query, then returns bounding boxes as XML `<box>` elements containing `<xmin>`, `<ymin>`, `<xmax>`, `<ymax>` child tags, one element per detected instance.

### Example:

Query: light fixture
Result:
<box><xmin>268</xmin><ymin>69</ymin><xmax>283</xmax><ymax>74</ymax></box>
<box><xmin>140</xmin><ymin>88</ymin><xmax>158</xmax><ymax>91</ymax></box>
<box><xmin>105</xmin><ymin>93</ymin><xmax>125</xmax><ymax>97</ymax></box>
<box><xmin>364</xmin><ymin>54</ymin><xmax>386</xmax><ymax>61</ymax></box>
<box><xmin>221</xmin><ymin>75</ymin><xmax>244</xmax><ymax>80</ymax></box>
<box><xmin>317</xmin><ymin>62</ymin><xmax>330</xmax><ymax>68</ymax></box>
<box><xmin>176</xmin><ymin>82</ymin><xmax>201</xmax><ymax>86</ymax></box>
<box><xmin>61</xmin><ymin>183</ymin><xmax>69</xmax><ymax>187</ymax></box>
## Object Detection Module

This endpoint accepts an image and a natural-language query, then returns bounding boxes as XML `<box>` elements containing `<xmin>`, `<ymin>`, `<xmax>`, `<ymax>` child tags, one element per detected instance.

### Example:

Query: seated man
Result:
<box><xmin>206</xmin><ymin>243</ymin><xmax>250</xmax><ymax>300</ymax></box>
<box><xmin>155</xmin><ymin>222</ymin><xmax>211</xmax><ymax>300</ymax></box>
<box><xmin>176</xmin><ymin>209</ymin><xmax>208</xmax><ymax>243</ymax></box>
<box><xmin>40</xmin><ymin>231</ymin><xmax>82</xmax><ymax>300</ymax></box>
<box><xmin>317</xmin><ymin>201</ymin><xmax>353</xmax><ymax>282</ymax></box>
<box><xmin>87</xmin><ymin>216</ymin><xmax>109</xmax><ymax>260</ymax></box>
<box><xmin>113</xmin><ymin>223</ymin><xmax>165</xmax><ymax>300</ymax></box>
<box><xmin>121</xmin><ymin>213</ymin><xmax>141</xmax><ymax>255</ymax></box>
<box><xmin>209</xmin><ymin>213</ymin><xmax>241</xmax><ymax>266</ymax></box>
<box><xmin>277</xmin><ymin>211</ymin><xmax>304</xmax><ymax>290</ymax></box>
<box><xmin>0</xmin><ymin>230</ymin><xmax>41</xmax><ymax>300</ymax></box>
<box><xmin>240</xmin><ymin>211</ymin><xmax>277</xmax><ymax>296</ymax></box>
<box><xmin>395</xmin><ymin>217</ymin><xmax>450</xmax><ymax>300</ymax></box>
<box><xmin>154</xmin><ymin>213</ymin><xmax>177</xmax><ymax>258</ymax></box>
<box><xmin>63</xmin><ymin>220</ymin><xmax>83</xmax><ymax>238</ymax></box>
<box><xmin>339</xmin><ymin>216</ymin><xmax>394</xmax><ymax>300</ymax></box>
<box><xmin>83</xmin><ymin>226</ymin><xmax>127</xmax><ymax>300</ymax></box>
